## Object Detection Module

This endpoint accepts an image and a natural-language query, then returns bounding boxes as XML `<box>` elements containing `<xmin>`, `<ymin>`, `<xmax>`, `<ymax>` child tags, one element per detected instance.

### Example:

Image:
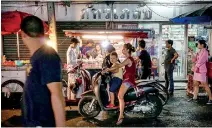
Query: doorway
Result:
<box><xmin>159</xmin><ymin>25</ymin><xmax>186</xmax><ymax>80</ymax></box>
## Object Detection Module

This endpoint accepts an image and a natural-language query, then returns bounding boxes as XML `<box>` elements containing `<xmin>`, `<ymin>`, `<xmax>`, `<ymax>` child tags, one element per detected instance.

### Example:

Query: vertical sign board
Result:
<box><xmin>187</xmin><ymin>36</ymin><xmax>196</xmax><ymax>75</ymax></box>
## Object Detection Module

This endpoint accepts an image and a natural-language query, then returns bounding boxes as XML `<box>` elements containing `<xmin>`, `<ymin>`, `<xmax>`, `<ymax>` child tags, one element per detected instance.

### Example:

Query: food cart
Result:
<box><xmin>63</xmin><ymin>29</ymin><xmax>151</xmax><ymax>77</ymax></box>
<box><xmin>1</xmin><ymin>59</ymin><xmax>30</xmax><ymax>108</ymax></box>
<box><xmin>1</xmin><ymin>11</ymin><xmax>49</xmax><ymax>108</ymax></box>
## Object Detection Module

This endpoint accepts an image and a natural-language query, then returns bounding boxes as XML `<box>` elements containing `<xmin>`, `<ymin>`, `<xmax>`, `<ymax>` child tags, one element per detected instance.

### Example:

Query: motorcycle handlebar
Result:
<box><xmin>67</xmin><ymin>62</ymin><xmax>83</xmax><ymax>74</ymax></box>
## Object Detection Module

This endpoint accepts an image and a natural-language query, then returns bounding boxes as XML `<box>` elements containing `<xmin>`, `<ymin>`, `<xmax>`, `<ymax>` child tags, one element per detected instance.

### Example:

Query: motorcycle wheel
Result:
<box><xmin>146</xmin><ymin>95</ymin><xmax>163</xmax><ymax>118</ymax></box>
<box><xmin>153</xmin><ymin>82</ymin><xmax>169</xmax><ymax>106</ymax></box>
<box><xmin>1</xmin><ymin>79</ymin><xmax>24</xmax><ymax>109</ymax></box>
<box><xmin>78</xmin><ymin>97</ymin><xmax>101</xmax><ymax>118</ymax></box>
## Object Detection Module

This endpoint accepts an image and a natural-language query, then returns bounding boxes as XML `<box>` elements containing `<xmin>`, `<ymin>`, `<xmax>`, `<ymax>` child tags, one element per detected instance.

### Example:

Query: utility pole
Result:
<box><xmin>47</xmin><ymin>2</ymin><xmax>58</xmax><ymax>52</ymax></box>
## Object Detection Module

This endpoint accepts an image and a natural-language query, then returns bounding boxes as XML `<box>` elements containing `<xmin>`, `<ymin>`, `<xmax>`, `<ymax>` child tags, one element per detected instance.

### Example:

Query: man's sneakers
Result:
<box><xmin>188</xmin><ymin>98</ymin><xmax>198</xmax><ymax>103</ymax></box>
<box><xmin>206</xmin><ymin>100</ymin><xmax>212</xmax><ymax>105</ymax></box>
<box><xmin>188</xmin><ymin>98</ymin><xmax>212</xmax><ymax>105</ymax></box>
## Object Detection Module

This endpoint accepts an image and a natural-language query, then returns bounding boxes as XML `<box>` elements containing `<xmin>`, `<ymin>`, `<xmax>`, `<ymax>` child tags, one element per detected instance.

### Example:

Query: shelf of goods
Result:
<box><xmin>82</xmin><ymin>59</ymin><xmax>103</xmax><ymax>69</ymax></box>
<box><xmin>162</xmin><ymin>25</ymin><xmax>184</xmax><ymax>41</ymax></box>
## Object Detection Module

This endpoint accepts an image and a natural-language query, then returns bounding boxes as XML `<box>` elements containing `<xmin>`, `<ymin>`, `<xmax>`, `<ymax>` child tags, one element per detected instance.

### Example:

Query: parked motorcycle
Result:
<box><xmin>136</xmin><ymin>79</ymin><xmax>169</xmax><ymax>106</ymax></box>
<box><xmin>62</xmin><ymin>62</ymin><xmax>92</xmax><ymax>105</ymax></box>
<box><xmin>78</xmin><ymin>71</ymin><xmax>163</xmax><ymax>119</ymax></box>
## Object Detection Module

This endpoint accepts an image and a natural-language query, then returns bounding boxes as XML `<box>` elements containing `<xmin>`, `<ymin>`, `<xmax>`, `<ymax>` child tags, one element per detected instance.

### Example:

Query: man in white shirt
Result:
<box><xmin>67</xmin><ymin>38</ymin><xmax>80</xmax><ymax>100</ymax></box>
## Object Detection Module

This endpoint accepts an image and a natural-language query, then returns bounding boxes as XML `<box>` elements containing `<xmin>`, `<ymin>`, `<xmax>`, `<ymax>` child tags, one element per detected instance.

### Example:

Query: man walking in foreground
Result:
<box><xmin>164</xmin><ymin>40</ymin><xmax>179</xmax><ymax>96</ymax></box>
<box><xmin>20</xmin><ymin>16</ymin><xmax>65</xmax><ymax>127</ymax></box>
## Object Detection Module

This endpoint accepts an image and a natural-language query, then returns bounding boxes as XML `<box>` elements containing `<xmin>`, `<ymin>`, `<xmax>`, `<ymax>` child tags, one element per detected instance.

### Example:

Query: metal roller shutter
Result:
<box><xmin>3</xmin><ymin>34</ymin><xmax>30</xmax><ymax>61</ymax></box>
<box><xmin>2</xmin><ymin>22</ymin><xmax>106</xmax><ymax>62</ymax></box>
<box><xmin>56</xmin><ymin>21</ymin><xmax>106</xmax><ymax>64</ymax></box>
<box><xmin>57</xmin><ymin>22</ymin><xmax>106</xmax><ymax>81</ymax></box>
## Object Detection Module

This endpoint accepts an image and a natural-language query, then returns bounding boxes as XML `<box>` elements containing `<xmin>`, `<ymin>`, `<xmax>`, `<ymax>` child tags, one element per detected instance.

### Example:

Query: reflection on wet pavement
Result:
<box><xmin>2</xmin><ymin>90</ymin><xmax>212</xmax><ymax>127</ymax></box>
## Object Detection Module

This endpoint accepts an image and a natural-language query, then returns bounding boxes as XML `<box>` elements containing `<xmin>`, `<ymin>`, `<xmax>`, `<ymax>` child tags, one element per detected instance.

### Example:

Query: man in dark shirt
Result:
<box><xmin>20</xmin><ymin>16</ymin><xmax>65</xmax><ymax>127</ymax></box>
<box><xmin>164</xmin><ymin>40</ymin><xmax>179</xmax><ymax>95</ymax></box>
<box><xmin>138</xmin><ymin>40</ymin><xmax>152</xmax><ymax>79</ymax></box>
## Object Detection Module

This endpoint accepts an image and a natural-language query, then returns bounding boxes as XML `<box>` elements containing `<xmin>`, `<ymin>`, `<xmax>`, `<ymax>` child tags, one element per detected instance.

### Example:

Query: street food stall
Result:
<box><xmin>63</xmin><ymin>29</ymin><xmax>151</xmax><ymax>76</ymax></box>
<box><xmin>1</xmin><ymin>11</ymin><xmax>49</xmax><ymax>108</ymax></box>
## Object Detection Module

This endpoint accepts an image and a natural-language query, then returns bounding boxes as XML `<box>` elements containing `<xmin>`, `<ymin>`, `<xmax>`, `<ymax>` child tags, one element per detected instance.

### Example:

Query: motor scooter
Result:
<box><xmin>78</xmin><ymin>71</ymin><xmax>163</xmax><ymax>119</ymax></box>
<box><xmin>62</xmin><ymin>62</ymin><xmax>92</xmax><ymax>105</ymax></box>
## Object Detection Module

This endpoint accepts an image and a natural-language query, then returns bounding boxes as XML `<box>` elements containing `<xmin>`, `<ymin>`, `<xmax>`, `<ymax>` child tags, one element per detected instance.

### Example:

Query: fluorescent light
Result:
<box><xmin>82</xmin><ymin>35</ymin><xmax>123</xmax><ymax>40</ymax></box>
<box><xmin>109</xmin><ymin>35</ymin><xmax>123</xmax><ymax>39</ymax></box>
<box><xmin>82</xmin><ymin>35</ymin><xmax>105</xmax><ymax>39</ymax></box>
<box><xmin>98</xmin><ymin>31</ymin><xmax>113</xmax><ymax>34</ymax></box>
<box><xmin>98</xmin><ymin>31</ymin><xmax>105</xmax><ymax>34</ymax></box>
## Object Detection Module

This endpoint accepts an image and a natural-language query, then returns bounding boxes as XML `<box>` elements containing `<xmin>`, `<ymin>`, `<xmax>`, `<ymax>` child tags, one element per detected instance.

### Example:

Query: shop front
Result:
<box><xmin>138</xmin><ymin>23</ymin><xmax>210</xmax><ymax>80</ymax></box>
<box><xmin>63</xmin><ymin>29</ymin><xmax>151</xmax><ymax>77</ymax></box>
<box><xmin>2</xmin><ymin>2</ymin><xmax>212</xmax><ymax>81</ymax></box>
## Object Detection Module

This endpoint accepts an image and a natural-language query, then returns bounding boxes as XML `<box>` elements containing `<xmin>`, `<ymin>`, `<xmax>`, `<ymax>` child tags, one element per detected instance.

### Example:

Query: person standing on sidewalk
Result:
<box><xmin>66</xmin><ymin>38</ymin><xmax>80</xmax><ymax>100</ymax></box>
<box><xmin>138</xmin><ymin>40</ymin><xmax>152</xmax><ymax>79</ymax></box>
<box><xmin>20</xmin><ymin>16</ymin><xmax>65</xmax><ymax>127</ymax></box>
<box><xmin>189</xmin><ymin>40</ymin><xmax>212</xmax><ymax>104</ymax></box>
<box><xmin>164</xmin><ymin>40</ymin><xmax>178</xmax><ymax>95</ymax></box>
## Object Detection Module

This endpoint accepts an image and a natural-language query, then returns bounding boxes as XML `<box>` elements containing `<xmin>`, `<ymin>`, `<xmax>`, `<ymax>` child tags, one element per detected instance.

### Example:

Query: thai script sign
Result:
<box><xmin>81</xmin><ymin>5</ymin><xmax>152</xmax><ymax>20</ymax></box>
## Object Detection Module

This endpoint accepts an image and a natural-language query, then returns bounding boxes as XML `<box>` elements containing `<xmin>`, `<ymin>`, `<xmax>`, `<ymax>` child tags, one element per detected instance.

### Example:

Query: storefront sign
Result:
<box><xmin>81</xmin><ymin>6</ymin><xmax>152</xmax><ymax>20</ymax></box>
<box><xmin>117</xmin><ymin>24</ymin><xmax>138</xmax><ymax>29</ymax></box>
<box><xmin>2</xmin><ymin>3</ymin><xmax>208</xmax><ymax>22</ymax></box>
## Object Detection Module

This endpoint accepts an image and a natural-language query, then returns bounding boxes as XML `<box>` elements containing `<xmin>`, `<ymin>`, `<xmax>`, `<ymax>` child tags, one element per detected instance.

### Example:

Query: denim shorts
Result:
<box><xmin>123</xmin><ymin>81</ymin><xmax>132</xmax><ymax>88</ymax></box>
<box><xmin>109</xmin><ymin>77</ymin><xmax>122</xmax><ymax>92</ymax></box>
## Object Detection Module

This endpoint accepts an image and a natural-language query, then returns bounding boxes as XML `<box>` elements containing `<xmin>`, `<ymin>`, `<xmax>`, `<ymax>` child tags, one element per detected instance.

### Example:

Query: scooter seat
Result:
<box><xmin>136</xmin><ymin>79</ymin><xmax>158</xmax><ymax>84</ymax></box>
<box><xmin>142</xmin><ymin>86</ymin><xmax>159</xmax><ymax>94</ymax></box>
<box><xmin>136</xmin><ymin>80</ymin><xmax>159</xmax><ymax>87</ymax></box>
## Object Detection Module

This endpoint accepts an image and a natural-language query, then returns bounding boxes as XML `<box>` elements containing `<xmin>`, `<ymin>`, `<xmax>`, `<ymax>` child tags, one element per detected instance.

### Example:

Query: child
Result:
<box><xmin>106</xmin><ymin>52</ymin><xmax>123</xmax><ymax>108</ymax></box>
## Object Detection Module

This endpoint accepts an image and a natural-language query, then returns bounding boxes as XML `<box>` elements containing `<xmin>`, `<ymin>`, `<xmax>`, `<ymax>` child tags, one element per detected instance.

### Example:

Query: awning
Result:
<box><xmin>170</xmin><ymin>6</ymin><xmax>212</xmax><ymax>24</ymax></box>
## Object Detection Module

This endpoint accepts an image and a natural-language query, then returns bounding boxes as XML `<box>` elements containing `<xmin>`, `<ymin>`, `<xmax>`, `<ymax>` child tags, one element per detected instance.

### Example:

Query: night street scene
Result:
<box><xmin>1</xmin><ymin>0</ymin><xmax>212</xmax><ymax>127</ymax></box>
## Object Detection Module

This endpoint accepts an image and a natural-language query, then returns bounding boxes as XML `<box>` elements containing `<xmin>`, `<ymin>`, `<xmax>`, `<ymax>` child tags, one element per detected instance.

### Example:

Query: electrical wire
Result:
<box><xmin>153</xmin><ymin>1</ymin><xmax>209</xmax><ymax>9</ymax></box>
<box><xmin>2</xmin><ymin>4</ymin><xmax>46</xmax><ymax>16</ymax></box>
<box><xmin>58</xmin><ymin>36</ymin><xmax>69</xmax><ymax>45</ymax></box>
<box><xmin>2</xmin><ymin>4</ymin><xmax>46</xmax><ymax>8</ymax></box>
<box><xmin>145</xmin><ymin>4</ymin><xmax>171</xmax><ymax>19</ymax></box>
<box><xmin>34</xmin><ymin>5</ymin><xmax>43</xmax><ymax>15</ymax></box>
<box><xmin>154</xmin><ymin>2</ymin><xmax>191</xmax><ymax>8</ymax></box>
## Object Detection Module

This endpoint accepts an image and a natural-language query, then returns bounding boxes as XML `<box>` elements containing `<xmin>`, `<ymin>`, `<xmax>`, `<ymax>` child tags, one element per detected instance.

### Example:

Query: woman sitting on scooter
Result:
<box><xmin>104</xmin><ymin>43</ymin><xmax>136</xmax><ymax>125</ymax></box>
<box><xmin>104</xmin><ymin>51</ymin><xmax>123</xmax><ymax>108</ymax></box>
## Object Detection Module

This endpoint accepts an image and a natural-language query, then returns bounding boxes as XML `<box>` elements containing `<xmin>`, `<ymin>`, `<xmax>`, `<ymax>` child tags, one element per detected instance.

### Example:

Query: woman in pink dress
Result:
<box><xmin>191</xmin><ymin>40</ymin><xmax>212</xmax><ymax>104</ymax></box>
